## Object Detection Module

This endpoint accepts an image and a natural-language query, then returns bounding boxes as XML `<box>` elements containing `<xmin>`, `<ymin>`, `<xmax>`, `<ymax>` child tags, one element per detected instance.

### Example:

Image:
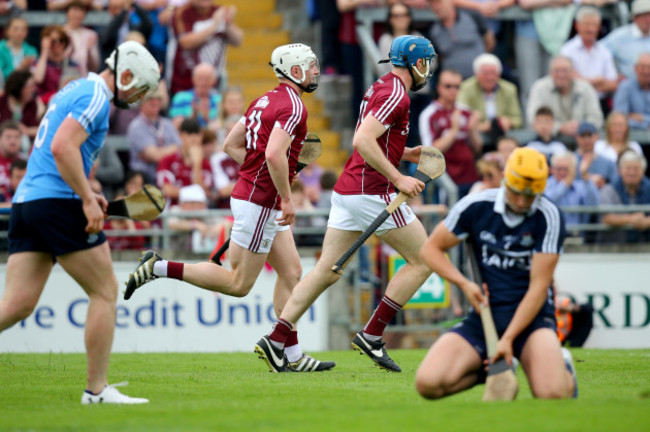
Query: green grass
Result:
<box><xmin>1</xmin><ymin>349</ymin><xmax>649</xmax><ymax>432</ymax></box>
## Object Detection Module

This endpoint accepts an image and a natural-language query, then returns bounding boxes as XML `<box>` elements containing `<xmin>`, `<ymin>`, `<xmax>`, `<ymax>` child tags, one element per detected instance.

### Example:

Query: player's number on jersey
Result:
<box><xmin>245</xmin><ymin>110</ymin><xmax>262</xmax><ymax>151</ymax></box>
<box><xmin>34</xmin><ymin>103</ymin><xmax>57</xmax><ymax>150</ymax></box>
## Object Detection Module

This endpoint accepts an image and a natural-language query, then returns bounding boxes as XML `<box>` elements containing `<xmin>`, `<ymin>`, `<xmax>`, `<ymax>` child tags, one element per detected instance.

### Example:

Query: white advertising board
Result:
<box><xmin>0</xmin><ymin>258</ymin><xmax>328</xmax><ymax>353</ymax></box>
<box><xmin>554</xmin><ymin>254</ymin><xmax>650</xmax><ymax>348</ymax></box>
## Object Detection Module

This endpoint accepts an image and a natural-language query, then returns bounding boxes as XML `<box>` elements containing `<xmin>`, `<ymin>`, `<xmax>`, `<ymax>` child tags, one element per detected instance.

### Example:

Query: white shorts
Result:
<box><xmin>230</xmin><ymin>198</ymin><xmax>290</xmax><ymax>254</ymax></box>
<box><xmin>327</xmin><ymin>192</ymin><xmax>417</xmax><ymax>236</ymax></box>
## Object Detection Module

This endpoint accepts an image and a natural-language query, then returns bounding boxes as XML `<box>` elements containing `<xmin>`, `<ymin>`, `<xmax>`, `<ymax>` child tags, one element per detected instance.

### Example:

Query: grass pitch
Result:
<box><xmin>1</xmin><ymin>349</ymin><xmax>649</xmax><ymax>432</ymax></box>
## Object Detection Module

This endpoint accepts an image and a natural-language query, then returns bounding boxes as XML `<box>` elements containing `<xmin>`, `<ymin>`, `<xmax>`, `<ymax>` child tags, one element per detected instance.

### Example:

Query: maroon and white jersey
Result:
<box><xmin>231</xmin><ymin>83</ymin><xmax>307</xmax><ymax>210</ymax></box>
<box><xmin>0</xmin><ymin>154</ymin><xmax>19</xmax><ymax>198</ymax></box>
<box><xmin>210</xmin><ymin>151</ymin><xmax>240</xmax><ymax>208</ymax></box>
<box><xmin>156</xmin><ymin>152</ymin><xmax>213</xmax><ymax>206</ymax></box>
<box><xmin>335</xmin><ymin>72</ymin><xmax>410</xmax><ymax>195</ymax></box>
<box><xmin>418</xmin><ymin>101</ymin><xmax>479</xmax><ymax>185</ymax></box>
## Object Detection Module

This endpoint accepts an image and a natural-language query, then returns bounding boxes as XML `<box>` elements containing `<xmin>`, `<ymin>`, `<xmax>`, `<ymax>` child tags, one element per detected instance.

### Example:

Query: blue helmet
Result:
<box><xmin>384</xmin><ymin>35</ymin><xmax>437</xmax><ymax>90</ymax></box>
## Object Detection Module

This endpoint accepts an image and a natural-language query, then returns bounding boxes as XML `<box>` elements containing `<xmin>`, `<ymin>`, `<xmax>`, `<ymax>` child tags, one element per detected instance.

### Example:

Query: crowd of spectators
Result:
<box><xmin>1</xmin><ymin>0</ymin><xmax>650</xmax><ymax>249</ymax></box>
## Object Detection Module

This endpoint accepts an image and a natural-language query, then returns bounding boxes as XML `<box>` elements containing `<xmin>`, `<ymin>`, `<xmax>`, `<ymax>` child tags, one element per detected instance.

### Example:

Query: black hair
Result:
<box><xmin>179</xmin><ymin>118</ymin><xmax>202</xmax><ymax>134</ymax></box>
<box><xmin>4</xmin><ymin>70</ymin><xmax>32</xmax><ymax>100</ymax></box>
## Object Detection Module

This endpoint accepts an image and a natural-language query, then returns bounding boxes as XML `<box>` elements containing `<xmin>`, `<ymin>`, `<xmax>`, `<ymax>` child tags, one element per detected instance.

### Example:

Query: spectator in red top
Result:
<box><xmin>33</xmin><ymin>25</ymin><xmax>81</xmax><ymax>104</ymax></box>
<box><xmin>0</xmin><ymin>120</ymin><xmax>26</xmax><ymax>198</ymax></box>
<box><xmin>169</xmin><ymin>0</ymin><xmax>243</xmax><ymax>95</ymax></box>
<box><xmin>156</xmin><ymin>117</ymin><xmax>213</xmax><ymax>206</ymax></box>
<box><xmin>0</xmin><ymin>70</ymin><xmax>46</xmax><ymax>141</ymax></box>
<box><xmin>418</xmin><ymin>69</ymin><xmax>482</xmax><ymax>198</ymax></box>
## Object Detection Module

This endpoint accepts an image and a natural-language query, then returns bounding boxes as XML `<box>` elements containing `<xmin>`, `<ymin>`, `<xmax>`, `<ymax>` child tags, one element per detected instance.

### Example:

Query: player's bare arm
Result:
<box><xmin>354</xmin><ymin>115</ymin><xmax>423</xmax><ymax>198</ymax></box>
<box><xmin>266</xmin><ymin>127</ymin><xmax>294</xmax><ymax>226</ymax></box>
<box><xmin>420</xmin><ymin>223</ymin><xmax>486</xmax><ymax>311</ymax></box>
<box><xmin>50</xmin><ymin>117</ymin><xmax>105</xmax><ymax>233</ymax></box>
<box><xmin>492</xmin><ymin>252</ymin><xmax>560</xmax><ymax>364</ymax></box>
<box><xmin>223</xmin><ymin>121</ymin><xmax>247</xmax><ymax>165</ymax></box>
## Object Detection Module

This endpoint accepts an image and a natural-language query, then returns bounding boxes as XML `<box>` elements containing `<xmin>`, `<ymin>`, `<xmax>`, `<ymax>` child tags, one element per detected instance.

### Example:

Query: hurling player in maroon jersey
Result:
<box><xmin>255</xmin><ymin>35</ymin><xmax>439</xmax><ymax>372</ymax></box>
<box><xmin>125</xmin><ymin>44</ymin><xmax>335</xmax><ymax>372</ymax></box>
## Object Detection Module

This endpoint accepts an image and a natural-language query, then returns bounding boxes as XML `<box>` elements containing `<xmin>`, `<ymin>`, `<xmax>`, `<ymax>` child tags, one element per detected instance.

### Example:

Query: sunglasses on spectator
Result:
<box><xmin>482</xmin><ymin>172</ymin><xmax>495</xmax><ymax>180</ymax></box>
<box><xmin>390</xmin><ymin>13</ymin><xmax>410</xmax><ymax>18</ymax></box>
<box><xmin>51</xmin><ymin>38</ymin><xmax>66</xmax><ymax>44</ymax></box>
<box><xmin>440</xmin><ymin>83</ymin><xmax>460</xmax><ymax>89</ymax></box>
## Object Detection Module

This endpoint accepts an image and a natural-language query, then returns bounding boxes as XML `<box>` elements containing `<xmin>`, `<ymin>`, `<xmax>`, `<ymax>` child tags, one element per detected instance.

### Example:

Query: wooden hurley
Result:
<box><xmin>465</xmin><ymin>241</ymin><xmax>519</xmax><ymax>402</ymax></box>
<box><xmin>106</xmin><ymin>184</ymin><xmax>165</xmax><ymax>221</ymax></box>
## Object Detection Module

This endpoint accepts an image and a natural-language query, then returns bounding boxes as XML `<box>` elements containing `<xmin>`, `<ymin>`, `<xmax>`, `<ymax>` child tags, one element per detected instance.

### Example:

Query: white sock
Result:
<box><xmin>153</xmin><ymin>260</ymin><xmax>168</xmax><ymax>277</ymax></box>
<box><xmin>362</xmin><ymin>331</ymin><xmax>381</xmax><ymax>342</ymax></box>
<box><xmin>285</xmin><ymin>344</ymin><xmax>303</xmax><ymax>363</ymax></box>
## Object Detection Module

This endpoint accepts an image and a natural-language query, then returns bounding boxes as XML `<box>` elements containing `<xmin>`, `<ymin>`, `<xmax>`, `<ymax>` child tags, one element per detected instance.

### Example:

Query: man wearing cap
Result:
<box><xmin>613</xmin><ymin>52</ymin><xmax>650</xmax><ymax>129</ymax></box>
<box><xmin>603</xmin><ymin>0</ymin><xmax>650</xmax><ymax>80</ymax></box>
<box><xmin>128</xmin><ymin>89</ymin><xmax>181</xmax><ymax>184</ymax></box>
<box><xmin>574</xmin><ymin>121</ymin><xmax>617</xmax><ymax>189</ymax></box>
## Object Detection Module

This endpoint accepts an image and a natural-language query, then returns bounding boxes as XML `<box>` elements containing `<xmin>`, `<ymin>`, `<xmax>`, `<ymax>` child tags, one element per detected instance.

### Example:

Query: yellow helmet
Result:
<box><xmin>503</xmin><ymin>148</ymin><xmax>548</xmax><ymax>195</ymax></box>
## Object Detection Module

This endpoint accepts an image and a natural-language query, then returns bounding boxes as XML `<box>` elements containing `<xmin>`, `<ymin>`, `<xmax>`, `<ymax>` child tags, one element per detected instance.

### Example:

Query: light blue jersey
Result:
<box><xmin>13</xmin><ymin>73</ymin><xmax>112</xmax><ymax>203</ymax></box>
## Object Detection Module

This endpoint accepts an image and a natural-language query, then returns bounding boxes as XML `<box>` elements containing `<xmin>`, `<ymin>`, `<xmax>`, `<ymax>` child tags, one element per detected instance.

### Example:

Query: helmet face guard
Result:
<box><xmin>382</xmin><ymin>36</ymin><xmax>437</xmax><ymax>91</ymax></box>
<box><xmin>107</xmin><ymin>42</ymin><xmax>160</xmax><ymax>109</ymax></box>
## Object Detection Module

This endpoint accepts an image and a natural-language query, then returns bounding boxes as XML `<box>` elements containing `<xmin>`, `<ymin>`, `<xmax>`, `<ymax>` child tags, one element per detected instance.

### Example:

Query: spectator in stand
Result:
<box><xmin>216</xmin><ymin>86</ymin><xmax>244</xmax><ymax>139</ymax></box>
<box><xmin>496</xmin><ymin>134</ymin><xmax>518</xmax><ymax>160</ymax></box>
<box><xmin>525</xmin><ymin>106</ymin><xmax>567</xmax><ymax>162</ymax></box>
<box><xmin>419</xmin><ymin>69</ymin><xmax>482</xmax><ymax>198</ymax></box>
<box><xmin>169</xmin><ymin>62</ymin><xmax>221</xmax><ymax>130</ymax></box>
<box><xmin>156</xmin><ymin>118</ymin><xmax>212</xmax><ymax>206</ymax></box>
<box><xmin>0</xmin><ymin>17</ymin><xmax>37</xmax><ymax>82</ymax></box>
<box><xmin>545</xmin><ymin>151</ymin><xmax>599</xmax><ymax>226</ymax></box>
<box><xmin>128</xmin><ymin>88</ymin><xmax>180</xmax><ymax>184</ymax></box>
<box><xmin>298</xmin><ymin>162</ymin><xmax>324</xmax><ymax>205</ymax></box>
<box><xmin>378</xmin><ymin>2</ymin><xmax>430</xmax><ymax>148</ymax></box>
<box><xmin>468</xmin><ymin>151</ymin><xmax>504</xmax><ymax>195</ymax></box>
<box><xmin>207</xmin><ymin>127</ymin><xmax>238</xmax><ymax>209</ymax></box>
<box><xmin>46</xmin><ymin>0</ymin><xmax>92</xmax><ymax>11</ymax></box>
<box><xmin>101</xmin><ymin>0</ymin><xmax>153</xmax><ymax>61</ymax></box>
<box><xmin>316</xmin><ymin>169</ymin><xmax>338</xmax><ymax>211</ymax></box>
<box><xmin>457</xmin><ymin>53</ymin><xmax>522</xmax><ymax>143</ymax></box>
<box><xmin>574</xmin><ymin>121</ymin><xmax>617</xmax><ymax>189</ymax></box>
<box><xmin>527</xmin><ymin>56</ymin><xmax>603</xmax><ymax>142</ymax></box>
<box><xmin>93</xmin><ymin>139</ymin><xmax>125</xmax><ymax>201</ymax></box>
<box><xmin>63</xmin><ymin>1</ymin><xmax>101</xmax><ymax>76</ymax></box>
<box><xmin>167</xmin><ymin>184</ymin><xmax>228</xmax><ymax>253</ymax></box>
<box><xmin>452</xmin><ymin>0</ymin><xmax>515</xmax><ymax>69</ymax></box>
<box><xmin>599</xmin><ymin>150</ymin><xmax>650</xmax><ymax>243</ymax></box>
<box><xmin>613</xmin><ymin>52</ymin><xmax>650</xmax><ymax>130</ymax></box>
<box><xmin>132</xmin><ymin>0</ymin><xmax>169</xmax><ymax>64</ymax></box>
<box><xmin>603</xmin><ymin>0</ymin><xmax>650</xmax><ymax>80</ymax></box>
<box><xmin>0</xmin><ymin>120</ymin><xmax>25</xmax><ymax>199</ymax></box>
<box><xmin>33</xmin><ymin>25</ymin><xmax>81</xmax><ymax>104</ymax></box>
<box><xmin>516</xmin><ymin>0</ymin><xmax>579</xmax><ymax>114</ymax></box>
<box><xmin>560</xmin><ymin>6</ymin><xmax>618</xmax><ymax>116</ymax></box>
<box><xmin>0</xmin><ymin>71</ymin><xmax>46</xmax><ymax>141</ymax></box>
<box><xmin>0</xmin><ymin>159</ymin><xmax>26</xmax><ymax>205</ymax></box>
<box><xmin>594</xmin><ymin>111</ymin><xmax>644</xmax><ymax>164</ymax></box>
<box><xmin>429</xmin><ymin>0</ymin><xmax>495</xmax><ymax>79</ymax></box>
<box><xmin>336</xmin><ymin>0</ymin><xmax>382</xmax><ymax>116</ymax></box>
<box><xmin>169</xmin><ymin>0</ymin><xmax>243</xmax><ymax>95</ymax></box>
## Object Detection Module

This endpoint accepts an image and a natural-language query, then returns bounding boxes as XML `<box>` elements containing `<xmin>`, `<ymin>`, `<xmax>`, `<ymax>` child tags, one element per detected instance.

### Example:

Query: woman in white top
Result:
<box><xmin>595</xmin><ymin>111</ymin><xmax>643</xmax><ymax>164</ymax></box>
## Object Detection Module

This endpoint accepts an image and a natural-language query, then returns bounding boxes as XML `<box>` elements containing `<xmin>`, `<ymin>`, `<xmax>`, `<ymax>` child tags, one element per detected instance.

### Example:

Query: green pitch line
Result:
<box><xmin>1</xmin><ymin>349</ymin><xmax>649</xmax><ymax>432</ymax></box>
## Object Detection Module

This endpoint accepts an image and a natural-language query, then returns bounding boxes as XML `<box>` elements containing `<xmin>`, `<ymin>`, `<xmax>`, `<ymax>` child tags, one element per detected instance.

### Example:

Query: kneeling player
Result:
<box><xmin>415</xmin><ymin>148</ymin><xmax>578</xmax><ymax>399</ymax></box>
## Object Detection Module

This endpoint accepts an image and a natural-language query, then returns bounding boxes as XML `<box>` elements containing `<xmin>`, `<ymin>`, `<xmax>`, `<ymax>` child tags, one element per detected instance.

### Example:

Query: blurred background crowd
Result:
<box><xmin>0</xmin><ymin>0</ymin><xmax>650</xmax><ymax>259</ymax></box>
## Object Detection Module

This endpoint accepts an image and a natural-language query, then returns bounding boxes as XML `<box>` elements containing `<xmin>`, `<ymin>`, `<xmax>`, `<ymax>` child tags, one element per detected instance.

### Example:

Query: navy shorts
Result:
<box><xmin>449</xmin><ymin>305</ymin><xmax>557</xmax><ymax>361</ymax></box>
<box><xmin>9</xmin><ymin>198</ymin><xmax>106</xmax><ymax>257</ymax></box>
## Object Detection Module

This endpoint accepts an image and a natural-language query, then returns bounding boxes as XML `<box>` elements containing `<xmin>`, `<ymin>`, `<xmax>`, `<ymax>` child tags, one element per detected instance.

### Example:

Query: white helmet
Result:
<box><xmin>269</xmin><ymin>43</ymin><xmax>320</xmax><ymax>93</ymax></box>
<box><xmin>105</xmin><ymin>41</ymin><xmax>160</xmax><ymax>107</ymax></box>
